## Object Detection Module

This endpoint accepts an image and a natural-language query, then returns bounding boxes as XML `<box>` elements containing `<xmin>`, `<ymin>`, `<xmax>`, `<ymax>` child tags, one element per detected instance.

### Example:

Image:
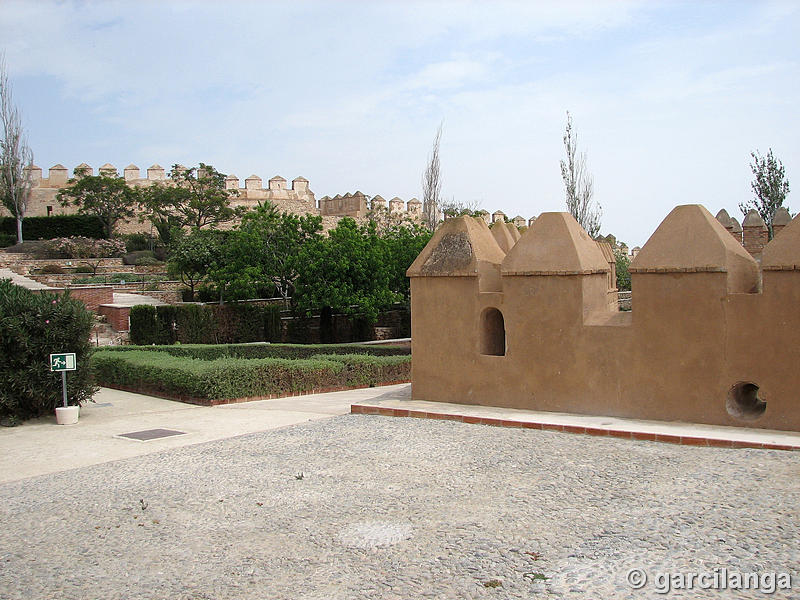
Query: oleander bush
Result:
<box><xmin>90</xmin><ymin>349</ymin><xmax>410</xmax><ymax>403</ymax></box>
<box><xmin>0</xmin><ymin>280</ymin><xmax>97</xmax><ymax>422</ymax></box>
<box><xmin>38</xmin><ymin>236</ymin><xmax>125</xmax><ymax>259</ymax></box>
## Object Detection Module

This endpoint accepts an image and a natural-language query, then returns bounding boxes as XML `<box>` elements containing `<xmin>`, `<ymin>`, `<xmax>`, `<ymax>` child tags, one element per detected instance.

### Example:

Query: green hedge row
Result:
<box><xmin>0</xmin><ymin>215</ymin><xmax>106</xmax><ymax>240</ymax></box>
<box><xmin>129</xmin><ymin>303</ymin><xmax>282</xmax><ymax>345</ymax></box>
<box><xmin>91</xmin><ymin>350</ymin><xmax>410</xmax><ymax>403</ymax></box>
<box><xmin>99</xmin><ymin>341</ymin><xmax>410</xmax><ymax>360</ymax></box>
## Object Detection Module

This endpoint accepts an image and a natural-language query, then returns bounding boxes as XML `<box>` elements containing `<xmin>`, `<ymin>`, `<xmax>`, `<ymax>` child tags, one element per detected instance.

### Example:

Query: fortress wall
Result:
<box><xmin>408</xmin><ymin>206</ymin><xmax>800</xmax><ymax>432</ymax></box>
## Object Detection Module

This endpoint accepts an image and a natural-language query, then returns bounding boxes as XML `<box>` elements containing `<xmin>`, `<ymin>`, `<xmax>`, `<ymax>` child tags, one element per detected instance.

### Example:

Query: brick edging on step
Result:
<box><xmin>349</xmin><ymin>404</ymin><xmax>800</xmax><ymax>451</ymax></box>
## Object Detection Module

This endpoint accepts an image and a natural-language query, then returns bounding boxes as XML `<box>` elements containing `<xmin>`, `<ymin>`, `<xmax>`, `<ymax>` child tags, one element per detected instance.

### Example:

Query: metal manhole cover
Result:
<box><xmin>338</xmin><ymin>521</ymin><xmax>412</xmax><ymax>549</ymax></box>
<box><xmin>117</xmin><ymin>428</ymin><xmax>186</xmax><ymax>441</ymax></box>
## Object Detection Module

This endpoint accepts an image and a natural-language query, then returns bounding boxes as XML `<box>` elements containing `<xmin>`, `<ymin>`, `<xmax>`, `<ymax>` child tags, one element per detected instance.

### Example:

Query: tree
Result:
<box><xmin>739</xmin><ymin>148</ymin><xmax>791</xmax><ymax>239</ymax></box>
<box><xmin>293</xmin><ymin>218</ymin><xmax>399</xmax><ymax>324</ymax></box>
<box><xmin>561</xmin><ymin>111</ymin><xmax>601</xmax><ymax>237</ymax></box>
<box><xmin>422</xmin><ymin>122</ymin><xmax>443</xmax><ymax>230</ymax></box>
<box><xmin>440</xmin><ymin>197</ymin><xmax>482</xmax><ymax>218</ymax></box>
<box><xmin>139</xmin><ymin>163</ymin><xmax>243</xmax><ymax>244</ymax></box>
<box><xmin>56</xmin><ymin>169</ymin><xmax>138</xmax><ymax>238</ymax></box>
<box><xmin>210</xmin><ymin>202</ymin><xmax>323</xmax><ymax>305</ymax></box>
<box><xmin>614</xmin><ymin>248</ymin><xmax>631</xmax><ymax>292</ymax></box>
<box><xmin>382</xmin><ymin>222</ymin><xmax>432</xmax><ymax>301</ymax></box>
<box><xmin>0</xmin><ymin>54</ymin><xmax>34</xmax><ymax>245</ymax></box>
<box><xmin>167</xmin><ymin>228</ymin><xmax>225</xmax><ymax>301</ymax></box>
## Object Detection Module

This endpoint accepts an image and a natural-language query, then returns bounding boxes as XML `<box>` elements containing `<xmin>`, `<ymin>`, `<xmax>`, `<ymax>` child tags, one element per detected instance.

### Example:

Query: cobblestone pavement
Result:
<box><xmin>1</xmin><ymin>415</ymin><xmax>798</xmax><ymax>599</ymax></box>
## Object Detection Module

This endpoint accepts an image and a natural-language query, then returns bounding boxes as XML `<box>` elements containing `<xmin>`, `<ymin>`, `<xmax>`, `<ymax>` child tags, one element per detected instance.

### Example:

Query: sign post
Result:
<box><xmin>50</xmin><ymin>353</ymin><xmax>77</xmax><ymax>408</ymax></box>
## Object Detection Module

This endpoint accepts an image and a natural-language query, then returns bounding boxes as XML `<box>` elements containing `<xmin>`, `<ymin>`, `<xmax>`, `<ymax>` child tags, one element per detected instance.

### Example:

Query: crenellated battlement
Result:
<box><xmin>408</xmin><ymin>204</ymin><xmax>800</xmax><ymax>433</ymax></box>
<box><xmin>24</xmin><ymin>163</ymin><xmax>316</xmax><ymax>203</ymax></box>
<box><xmin>317</xmin><ymin>191</ymin><xmax>424</xmax><ymax>220</ymax></box>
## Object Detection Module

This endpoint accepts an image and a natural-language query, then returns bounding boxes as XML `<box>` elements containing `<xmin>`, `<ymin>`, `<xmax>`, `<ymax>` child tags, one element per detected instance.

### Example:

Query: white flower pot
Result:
<box><xmin>55</xmin><ymin>406</ymin><xmax>80</xmax><ymax>425</ymax></box>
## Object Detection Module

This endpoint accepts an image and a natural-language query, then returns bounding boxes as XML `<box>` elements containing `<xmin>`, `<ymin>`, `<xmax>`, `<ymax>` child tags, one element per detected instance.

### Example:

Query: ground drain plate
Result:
<box><xmin>117</xmin><ymin>428</ymin><xmax>187</xmax><ymax>441</ymax></box>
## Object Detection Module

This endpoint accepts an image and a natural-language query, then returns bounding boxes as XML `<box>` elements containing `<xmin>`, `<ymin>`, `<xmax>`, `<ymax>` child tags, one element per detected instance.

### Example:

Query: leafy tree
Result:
<box><xmin>739</xmin><ymin>148</ymin><xmax>791</xmax><ymax>239</ymax></box>
<box><xmin>139</xmin><ymin>163</ymin><xmax>243</xmax><ymax>244</ymax></box>
<box><xmin>561</xmin><ymin>111</ymin><xmax>601</xmax><ymax>237</ymax></box>
<box><xmin>293</xmin><ymin>218</ymin><xmax>399</xmax><ymax>323</ymax></box>
<box><xmin>231</xmin><ymin>202</ymin><xmax>322</xmax><ymax>304</ymax></box>
<box><xmin>382</xmin><ymin>222</ymin><xmax>432</xmax><ymax>300</ymax></box>
<box><xmin>0</xmin><ymin>54</ymin><xmax>34</xmax><ymax>244</ymax></box>
<box><xmin>614</xmin><ymin>248</ymin><xmax>631</xmax><ymax>291</ymax></box>
<box><xmin>167</xmin><ymin>229</ymin><xmax>225</xmax><ymax>301</ymax></box>
<box><xmin>56</xmin><ymin>169</ymin><xmax>138</xmax><ymax>238</ymax></box>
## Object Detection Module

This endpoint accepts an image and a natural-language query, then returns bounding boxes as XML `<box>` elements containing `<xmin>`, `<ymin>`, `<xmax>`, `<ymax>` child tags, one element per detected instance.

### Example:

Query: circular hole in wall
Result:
<box><xmin>725</xmin><ymin>381</ymin><xmax>766</xmax><ymax>420</ymax></box>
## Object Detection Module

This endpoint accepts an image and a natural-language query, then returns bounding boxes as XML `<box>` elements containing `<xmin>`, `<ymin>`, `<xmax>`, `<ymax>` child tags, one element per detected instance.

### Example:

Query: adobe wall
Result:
<box><xmin>408</xmin><ymin>205</ymin><xmax>800</xmax><ymax>432</ymax></box>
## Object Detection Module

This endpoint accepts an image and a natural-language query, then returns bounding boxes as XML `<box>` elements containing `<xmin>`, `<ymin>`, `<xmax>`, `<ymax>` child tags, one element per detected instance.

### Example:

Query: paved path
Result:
<box><xmin>0</xmin><ymin>266</ymin><xmax>55</xmax><ymax>290</ymax></box>
<box><xmin>0</xmin><ymin>386</ymin><xmax>797</xmax><ymax>599</ymax></box>
<box><xmin>0</xmin><ymin>385</ymin><xmax>406</xmax><ymax>483</ymax></box>
<box><xmin>353</xmin><ymin>388</ymin><xmax>800</xmax><ymax>450</ymax></box>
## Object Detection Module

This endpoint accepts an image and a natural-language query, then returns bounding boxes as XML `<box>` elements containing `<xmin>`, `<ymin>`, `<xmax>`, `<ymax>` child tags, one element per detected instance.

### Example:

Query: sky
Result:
<box><xmin>1</xmin><ymin>0</ymin><xmax>798</xmax><ymax>246</ymax></box>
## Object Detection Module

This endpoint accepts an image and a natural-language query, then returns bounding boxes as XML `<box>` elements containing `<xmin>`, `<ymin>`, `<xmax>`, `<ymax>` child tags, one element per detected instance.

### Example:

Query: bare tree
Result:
<box><xmin>560</xmin><ymin>111</ymin><xmax>601</xmax><ymax>237</ymax></box>
<box><xmin>440</xmin><ymin>196</ymin><xmax>482</xmax><ymax>218</ymax></box>
<box><xmin>422</xmin><ymin>122</ymin><xmax>443</xmax><ymax>230</ymax></box>
<box><xmin>0</xmin><ymin>54</ymin><xmax>34</xmax><ymax>245</ymax></box>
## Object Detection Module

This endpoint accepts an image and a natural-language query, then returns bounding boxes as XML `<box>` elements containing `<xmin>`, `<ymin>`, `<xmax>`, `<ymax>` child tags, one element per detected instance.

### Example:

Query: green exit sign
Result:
<box><xmin>50</xmin><ymin>353</ymin><xmax>77</xmax><ymax>372</ymax></box>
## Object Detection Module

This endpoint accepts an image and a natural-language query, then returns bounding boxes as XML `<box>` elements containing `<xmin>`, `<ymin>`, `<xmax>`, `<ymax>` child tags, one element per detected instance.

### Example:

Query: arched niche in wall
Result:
<box><xmin>480</xmin><ymin>307</ymin><xmax>506</xmax><ymax>356</ymax></box>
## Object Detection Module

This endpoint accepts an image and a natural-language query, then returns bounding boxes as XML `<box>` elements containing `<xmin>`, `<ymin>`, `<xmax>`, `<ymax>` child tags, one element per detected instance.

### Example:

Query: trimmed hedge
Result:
<box><xmin>99</xmin><ymin>342</ymin><xmax>410</xmax><ymax>360</ymax></box>
<box><xmin>0</xmin><ymin>215</ymin><xmax>105</xmax><ymax>240</ymax></box>
<box><xmin>129</xmin><ymin>303</ymin><xmax>284</xmax><ymax>345</ymax></box>
<box><xmin>91</xmin><ymin>350</ymin><xmax>410</xmax><ymax>403</ymax></box>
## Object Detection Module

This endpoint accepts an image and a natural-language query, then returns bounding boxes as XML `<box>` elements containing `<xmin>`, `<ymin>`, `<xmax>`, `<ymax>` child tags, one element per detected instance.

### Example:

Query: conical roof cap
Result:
<box><xmin>502</xmin><ymin>212</ymin><xmax>608</xmax><ymax>275</ymax></box>
<box><xmin>408</xmin><ymin>216</ymin><xmax>504</xmax><ymax>277</ymax></box>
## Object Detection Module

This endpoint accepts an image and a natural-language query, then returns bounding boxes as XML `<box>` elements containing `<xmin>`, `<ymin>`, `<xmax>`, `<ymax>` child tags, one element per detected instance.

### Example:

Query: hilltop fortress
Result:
<box><xmin>4</xmin><ymin>162</ymin><xmax>429</xmax><ymax>231</ymax></box>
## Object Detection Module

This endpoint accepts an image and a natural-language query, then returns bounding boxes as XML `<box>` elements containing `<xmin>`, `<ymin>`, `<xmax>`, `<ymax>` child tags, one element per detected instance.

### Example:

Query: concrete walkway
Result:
<box><xmin>0</xmin><ymin>384</ymin><xmax>408</xmax><ymax>483</ymax></box>
<box><xmin>352</xmin><ymin>386</ymin><xmax>800</xmax><ymax>451</ymax></box>
<box><xmin>0</xmin><ymin>267</ymin><xmax>55</xmax><ymax>290</ymax></box>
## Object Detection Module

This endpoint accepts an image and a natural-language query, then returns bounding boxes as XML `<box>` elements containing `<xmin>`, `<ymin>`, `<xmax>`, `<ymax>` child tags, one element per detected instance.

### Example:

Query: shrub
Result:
<box><xmin>90</xmin><ymin>350</ymin><xmax>410</xmax><ymax>403</ymax></box>
<box><xmin>129</xmin><ymin>305</ymin><xmax>159</xmax><ymax>346</ymax></box>
<box><xmin>0</xmin><ymin>281</ymin><xmax>97</xmax><ymax>421</ymax></box>
<box><xmin>100</xmin><ymin>342</ymin><xmax>411</xmax><ymax>360</ymax></box>
<box><xmin>128</xmin><ymin>303</ymin><xmax>283</xmax><ymax>345</ymax></box>
<box><xmin>72</xmin><ymin>273</ymin><xmax>167</xmax><ymax>285</ymax></box>
<box><xmin>39</xmin><ymin>237</ymin><xmax>125</xmax><ymax>259</ymax></box>
<box><xmin>0</xmin><ymin>215</ymin><xmax>105</xmax><ymax>240</ymax></box>
<box><xmin>175</xmin><ymin>304</ymin><xmax>216</xmax><ymax>344</ymax></box>
<box><xmin>0</xmin><ymin>233</ymin><xmax>15</xmax><ymax>248</ymax></box>
<box><xmin>73</xmin><ymin>265</ymin><xmax>95</xmax><ymax>274</ymax></box>
<box><xmin>40</xmin><ymin>264</ymin><xmax>65</xmax><ymax>274</ymax></box>
<box><xmin>123</xmin><ymin>250</ymin><xmax>155</xmax><ymax>265</ymax></box>
<box><xmin>123</xmin><ymin>233</ymin><xmax>152</xmax><ymax>252</ymax></box>
<box><xmin>135</xmin><ymin>256</ymin><xmax>161</xmax><ymax>266</ymax></box>
<box><xmin>310</xmin><ymin>353</ymin><xmax>411</xmax><ymax>386</ymax></box>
